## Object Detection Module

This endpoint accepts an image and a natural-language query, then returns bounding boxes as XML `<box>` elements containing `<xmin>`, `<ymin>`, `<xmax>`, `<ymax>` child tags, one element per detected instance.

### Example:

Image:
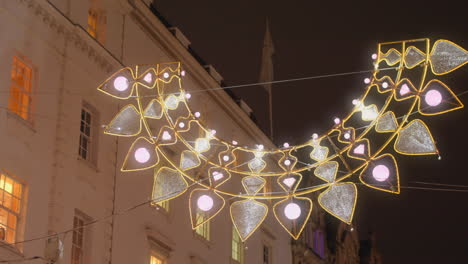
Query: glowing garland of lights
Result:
<box><xmin>98</xmin><ymin>39</ymin><xmax>467</xmax><ymax>241</ymax></box>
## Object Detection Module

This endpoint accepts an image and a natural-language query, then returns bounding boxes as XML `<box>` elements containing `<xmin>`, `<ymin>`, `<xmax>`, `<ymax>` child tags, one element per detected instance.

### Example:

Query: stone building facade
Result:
<box><xmin>0</xmin><ymin>0</ymin><xmax>292</xmax><ymax>263</ymax></box>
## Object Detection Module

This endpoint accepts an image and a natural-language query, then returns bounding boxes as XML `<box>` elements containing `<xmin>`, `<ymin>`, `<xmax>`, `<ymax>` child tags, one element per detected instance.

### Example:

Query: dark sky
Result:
<box><xmin>154</xmin><ymin>0</ymin><xmax>468</xmax><ymax>262</ymax></box>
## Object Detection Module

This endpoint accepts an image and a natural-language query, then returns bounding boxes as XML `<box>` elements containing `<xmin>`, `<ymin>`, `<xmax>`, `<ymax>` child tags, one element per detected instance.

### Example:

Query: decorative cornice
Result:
<box><xmin>17</xmin><ymin>0</ymin><xmax>120</xmax><ymax>74</ymax></box>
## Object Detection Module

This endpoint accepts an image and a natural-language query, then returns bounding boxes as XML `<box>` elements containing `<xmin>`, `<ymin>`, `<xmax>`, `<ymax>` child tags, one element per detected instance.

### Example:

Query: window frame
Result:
<box><xmin>71</xmin><ymin>210</ymin><xmax>92</xmax><ymax>264</ymax></box>
<box><xmin>0</xmin><ymin>171</ymin><xmax>24</xmax><ymax>245</ymax></box>
<box><xmin>8</xmin><ymin>55</ymin><xmax>35</xmax><ymax>124</ymax></box>
<box><xmin>78</xmin><ymin>101</ymin><xmax>99</xmax><ymax>167</ymax></box>
<box><xmin>262</xmin><ymin>243</ymin><xmax>272</xmax><ymax>264</ymax></box>
<box><xmin>194</xmin><ymin>211</ymin><xmax>210</xmax><ymax>241</ymax></box>
<box><xmin>231</xmin><ymin>225</ymin><xmax>244</xmax><ymax>263</ymax></box>
<box><xmin>150</xmin><ymin>253</ymin><xmax>166</xmax><ymax>264</ymax></box>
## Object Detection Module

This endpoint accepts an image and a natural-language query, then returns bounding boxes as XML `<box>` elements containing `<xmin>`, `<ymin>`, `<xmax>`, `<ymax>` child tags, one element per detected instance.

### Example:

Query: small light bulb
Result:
<box><xmin>257</xmin><ymin>144</ymin><xmax>264</xmax><ymax>150</ymax></box>
<box><xmin>181</xmin><ymin>70</ymin><xmax>186</xmax><ymax>76</ymax></box>
<box><xmin>114</xmin><ymin>76</ymin><xmax>129</xmax><ymax>91</ymax></box>
<box><xmin>371</xmin><ymin>53</ymin><xmax>377</xmax><ymax>60</ymax></box>
<box><xmin>284</xmin><ymin>159</ymin><xmax>291</xmax><ymax>166</ymax></box>
<box><xmin>364</xmin><ymin>78</ymin><xmax>371</xmax><ymax>84</ymax></box>
<box><xmin>194</xmin><ymin>112</ymin><xmax>201</xmax><ymax>118</ymax></box>
<box><xmin>232</xmin><ymin>140</ymin><xmax>238</xmax><ymax>145</ymax></box>
<box><xmin>134</xmin><ymin>147</ymin><xmax>150</xmax><ymax>163</ymax></box>
<box><xmin>223</xmin><ymin>155</ymin><xmax>230</xmax><ymax>162</ymax></box>
<box><xmin>438</xmin><ymin>155</ymin><xmax>442</xmax><ymax>160</ymax></box>
<box><xmin>197</xmin><ymin>195</ymin><xmax>214</xmax><ymax>211</ymax></box>
<box><xmin>352</xmin><ymin>99</ymin><xmax>359</xmax><ymax>105</ymax></box>
<box><xmin>211</xmin><ymin>129</ymin><xmax>217</xmax><ymax>135</ymax></box>
<box><xmin>372</xmin><ymin>164</ymin><xmax>390</xmax><ymax>182</ymax></box>
<box><xmin>185</xmin><ymin>93</ymin><xmax>191</xmax><ymax>99</ymax></box>
<box><xmin>283</xmin><ymin>142</ymin><xmax>290</xmax><ymax>148</ymax></box>
<box><xmin>178</xmin><ymin>122</ymin><xmax>185</xmax><ymax>128</ymax></box>
<box><xmin>351</xmin><ymin>227</ymin><xmax>354</xmax><ymax>231</ymax></box>
<box><xmin>163</xmin><ymin>72</ymin><xmax>170</xmax><ymax>79</ymax></box>
<box><xmin>382</xmin><ymin>82</ymin><xmax>389</xmax><ymax>89</ymax></box>
<box><xmin>334</xmin><ymin>118</ymin><xmax>341</xmax><ymax>125</ymax></box>
<box><xmin>312</xmin><ymin>133</ymin><xmax>318</xmax><ymax>140</ymax></box>
<box><xmin>284</xmin><ymin>202</ymin><xmax>301</xmax><ymax>220</ymax></box>
<box><xmin>344</xmin><ymin>132</ymin><xmax>351</xmax><ymax>139</ymax></box>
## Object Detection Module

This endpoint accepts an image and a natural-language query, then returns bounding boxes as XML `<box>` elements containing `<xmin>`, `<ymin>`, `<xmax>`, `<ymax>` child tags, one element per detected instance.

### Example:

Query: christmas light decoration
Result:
<box><xmin>98</xmin><ymin>39</ymin><xmax>467</xmax><ymax>241</ymax></box>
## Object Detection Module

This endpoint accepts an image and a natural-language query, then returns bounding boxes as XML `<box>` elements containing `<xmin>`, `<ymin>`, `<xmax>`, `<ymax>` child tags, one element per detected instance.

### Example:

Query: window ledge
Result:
<box><xmin>77</xmin><ymin>157</ymin><xmax>99</xmax><ymax>173</ymax></box>
<box><xmin>0</xmin><ymin>240</ymin><xmax>23</xmax><ymax>258</ymax></box>
<box><xmin>6</xmin><ymin>111</ymin><xmax>36</xmax><ymax>133</ymax></box>
<box><xmin>192</xmin><ymin>232</ymin><xmax>212</xmax><ymax>248</ymax></box>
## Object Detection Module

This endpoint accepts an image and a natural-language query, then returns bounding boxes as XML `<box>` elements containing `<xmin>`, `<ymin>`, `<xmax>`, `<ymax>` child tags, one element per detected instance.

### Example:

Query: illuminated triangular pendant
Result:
<box><xmin>104</xmin><ymin>105</ymin><xmax>141</xmax><ymax>136</ymax></box>
<box><xmin>97</xmin><ymin>67</ymin><xmax>135</xmax><ymax>99</ymax></box>
<box><xmin>273</xmin><ymin>197</ymin><xmax>313</xmax><ymax>239</ymax></box>
<box><xmin>122</xmin><ymin>137</ymin><xmax>159</xmax><ymax>171</ymax></box>
<box><xmin>394</xmin><ymin>119</ymin><xmax>437</xmax><ymax>155</ymax></box>
<box><xmin>152</xmin><ymin>167</ymin><xmax>188</xmax><ymax>204</ymax></box>
<box><xmin>418</xmin><ymin>79</ymin><xmax>464</xmax><ymax>116</ymax></box>
<box><xmin>394</xmin><ymin>79</ymin><xmax>418</xmax><ymax>101</ymax></box>
<box><xmin>375</xmin><ymin>112</ymin><xmax>398</xmax><ymax>133</ymax></box>
<box><xmin>359</xmin><ymin>154</ymin><xmax>400</xmax><ymax>194</ymax></box>
<box><xmin>318</xmin><ymin>183</ymin><xmax>357</xmax><ymax>224</ymax></box>
<box><xmin>430</xmin><ymin>40</ymin><xmax>468</xmax><ymax>75</ymax></box>
<box><xmin>189</xmin><ymin>189</ymin><xmax>225</xmax><ymax>229</ymax></box>
<box><xmin>231</xmin><ymin>200</ymin><xmax>268</xmax><ymax>241</ymax></box>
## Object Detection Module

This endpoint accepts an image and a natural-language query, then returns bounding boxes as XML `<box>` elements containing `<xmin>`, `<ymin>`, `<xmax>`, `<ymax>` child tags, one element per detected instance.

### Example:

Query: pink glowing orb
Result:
<box><xmin>114</xmin><ymin>76</ymin><xmax>129</xmax><ymax>91</ymax></box>
<box><xmin>372</xmin><ymin>165</ymin><xmax>390</xmax><ymax>182</ymax></box>
<box><xmin>197</xmin><ymin>195</ymin><xmax>214</xmax><ymax>211</ymax></box>
<box><xmin>284</xmin><ymin>202</ymin><xmax>301</xmax><ymax>220</ymax></box>
<box><xmin>400</xmin><ymin>84</ymin><xmax>410</xmax><ymax>96</ymax></box>
<box><xmin>134</xmin><ymin>147</ymin><xmax>150</xmax><ymax>163</ymax></box>
<box><xmin>212</xmin><ymin>171</ymin><xmax>224</xmax><ymax>181</ymax></box>
<box><xmin>425</xmin><ymin>89</ymin><xmax>442</xmax><ymax>107</ymax></box>
<box><xmin>353</xmin><ymin>144</ymin><xmax>365</xmax><ymax>155</ymax></box>
<box><xmin>283</xmin><ymin>177</ymin><xmax>296</xmax><ymax>188</ymax></box>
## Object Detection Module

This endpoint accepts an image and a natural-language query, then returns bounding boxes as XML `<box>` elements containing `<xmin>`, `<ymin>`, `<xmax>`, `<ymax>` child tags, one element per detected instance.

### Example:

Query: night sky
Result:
<box><xmin>154</xmin><ymin>1</ymin><xmax>468</xmax><ymax>262</ymax></box>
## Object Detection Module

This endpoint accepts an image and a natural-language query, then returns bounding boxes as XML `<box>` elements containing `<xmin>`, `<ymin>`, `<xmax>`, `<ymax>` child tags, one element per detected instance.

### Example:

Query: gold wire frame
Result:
<box><xmin>358</xmin><ymin>153</ymin><xmax>400</xmax><ymax>194</ymax></box>
<box><xmin>272</xmin><ymin>196</ymin><xmax>313</xmax><ymax>240</ymax></box>
<box><xmin>318</xmin><ymin>182</ymin><xmax>357</xmax><ymax>224</ymax></box>
<box><xmin>98</xmin><ymin>38</ymin><xmax>466</xmax><ymax>239</ymax></box>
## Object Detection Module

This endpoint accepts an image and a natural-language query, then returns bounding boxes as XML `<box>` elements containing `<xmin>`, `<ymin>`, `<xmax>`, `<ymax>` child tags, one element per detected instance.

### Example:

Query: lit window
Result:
<box><xmin>78</xmin><ymin>102</ymin><xmax>98</xmax><ymax>165</ymax></box>
<box><xmin>87</xmin><ymin>9</ymin><xmax>98</xmax><ymax>38</ymax></box>
<box><xmin>0</xmin><ymin>173</ymin><xmax>23</xmax><ymax>244</ymax></box>
<box><xmin>150</xmin><ymin>255</ymin><xmax>165</xmax><ymax>264</ymax></box>
<box><xmin>87</xmin><ymin>3</ymin><xmax>106</xmax><ymax>43</ymax></box>
<box><xmin>232</xmin><ymin>226</ymin><xmax>243</xmax><ymax>263</ymax></box>
<box><xmin>71</xmin><ymin>212</ymin><xmax>90</xmax><ymax>264</ymax></box>
<box><xmin>263</xmin><ymin>244</ymin><xmax>271</xmax><ymax>264</ymax></box>
<box><xmin>9</xmin><ymin>56</ymin><xmax>33</xmax><ymax>122</ymax></box>
<box><xmin>195</xmin><ymin>211</ymin><xmax>210</xmax><ymax>241</ymax></box>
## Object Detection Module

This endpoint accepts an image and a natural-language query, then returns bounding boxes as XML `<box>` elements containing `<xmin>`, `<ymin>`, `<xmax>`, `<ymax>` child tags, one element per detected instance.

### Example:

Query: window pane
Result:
<box><xmin>11</xmin><ymin>198</ymin><xmax>20</xmax><ymax>214</ymax></box>
<box><xmin>6</xmin><ymin>229</ymin><xmax>15</xmax><ymax>243</ymax></box>
<box><xmin>3</xmin><ymin>193</ymin><xmax>11</xmax><ymax>209</ymax></box>
<box><xmin>0</xmin><ymin>208</ymin><xmax>7</xmax><ymax>226</ymax></box>
<box><xmin>13</xmin><ymin>182</ymin><xmax>22</xmax><ymax>197</ymax></box>
<box><xmin>5</xmin><ymin>178</ymin><xmax>13</xmax><ymax>194</ymax></box>
<box><xmin>7</xmin><ymin>213</ymin><xmax>16</xmax><ymax>229</ymax></box>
